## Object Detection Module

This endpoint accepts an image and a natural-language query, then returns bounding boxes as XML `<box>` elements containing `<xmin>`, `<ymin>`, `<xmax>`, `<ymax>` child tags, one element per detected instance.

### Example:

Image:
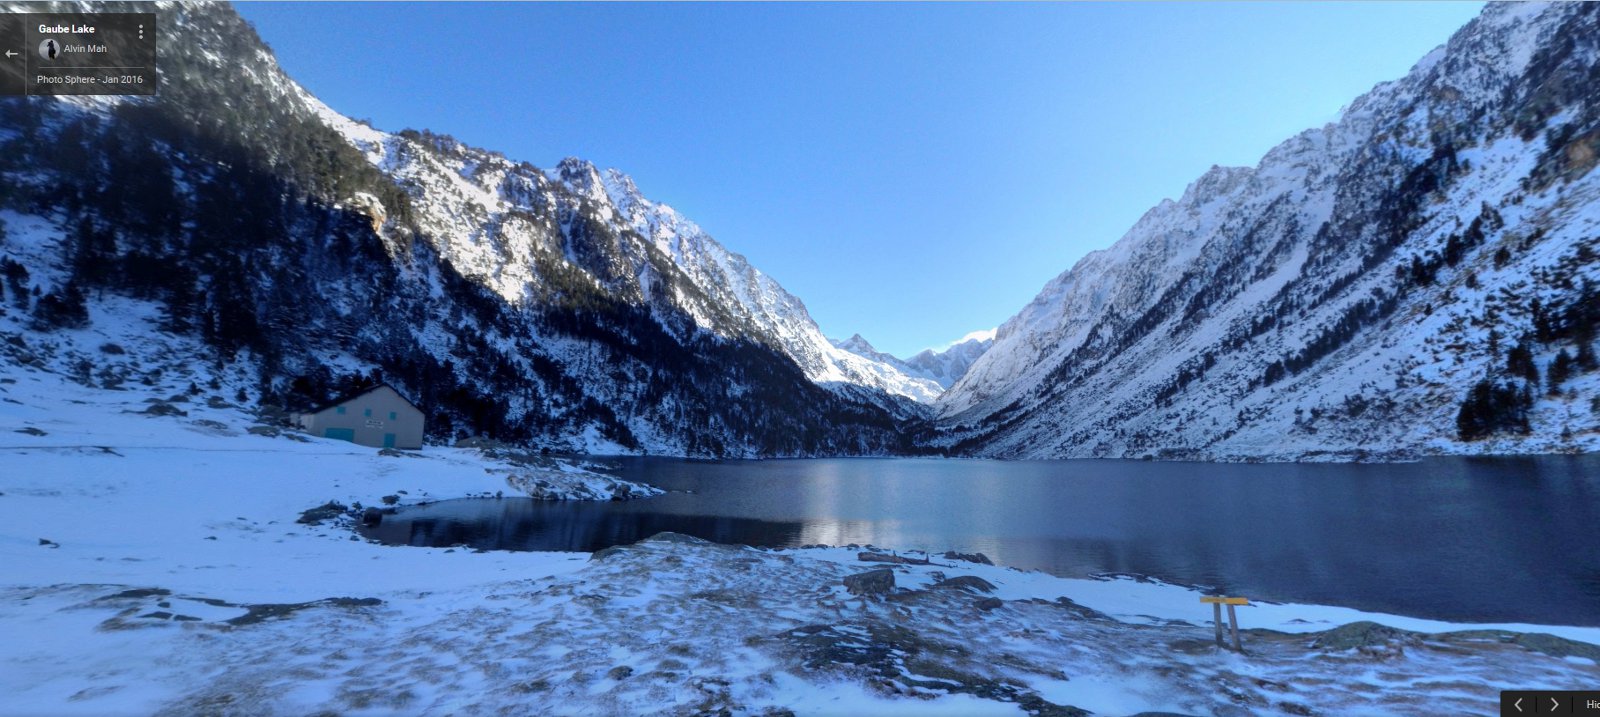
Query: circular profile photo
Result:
<box><xmin>38</xmin><ymin>38</ymin><xmax>60</xmax><ymax>60</ymax></box>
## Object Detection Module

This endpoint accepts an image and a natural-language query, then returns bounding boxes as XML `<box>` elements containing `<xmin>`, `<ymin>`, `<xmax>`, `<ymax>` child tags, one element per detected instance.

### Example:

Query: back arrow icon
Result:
<box><xmin>1513</xmin><ymin>697</ymin><xmax>1524</xmax><ymax>712</ymax></box>
<box><xmin>4</xmin><ymin>50</ymin><xmax>16</xmax><ymax>58</ymax></box>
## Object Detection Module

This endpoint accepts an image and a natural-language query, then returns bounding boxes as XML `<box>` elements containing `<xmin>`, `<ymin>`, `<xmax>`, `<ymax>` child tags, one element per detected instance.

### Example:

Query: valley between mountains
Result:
<box><xmin>2</xmin><ymin>2</ymin><xmax>1598</xmax><ymax>460</ymax></box>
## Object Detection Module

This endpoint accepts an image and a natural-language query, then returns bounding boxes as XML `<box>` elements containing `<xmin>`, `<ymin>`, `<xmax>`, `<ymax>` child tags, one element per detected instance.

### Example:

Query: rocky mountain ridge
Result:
<box><xmin>1</xmin><ymin>1</ymin><xmax>1595</xmax><ymax>461</ymax></box>
<box><xmin>0</xmin><ymin>0</ymin><xmax>933</xmax><ymax>457</ymax></box>
<box><xmin>936</xmin><ymin>1</ymin><xmax>1600</xmax><ymax>460</ymax></box>
<box><xmin>831</xmin><ymin>332</ymin><xmax>994</xmax><ymax>391</ymax></box>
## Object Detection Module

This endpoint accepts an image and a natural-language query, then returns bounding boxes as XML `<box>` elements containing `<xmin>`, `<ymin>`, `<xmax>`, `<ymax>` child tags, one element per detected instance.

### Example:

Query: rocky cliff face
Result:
<box><xmin>937</xmin><ymin>2</ymin><xmax>1600</xmax><ymax>460</ymax></box>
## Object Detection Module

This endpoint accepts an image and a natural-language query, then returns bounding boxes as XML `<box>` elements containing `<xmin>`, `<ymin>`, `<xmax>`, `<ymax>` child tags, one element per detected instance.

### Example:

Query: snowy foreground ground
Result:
<box><xmin>3</xmin><ymin>369</ymin><xmax>1600</xmax><ymax>715</ymax></box>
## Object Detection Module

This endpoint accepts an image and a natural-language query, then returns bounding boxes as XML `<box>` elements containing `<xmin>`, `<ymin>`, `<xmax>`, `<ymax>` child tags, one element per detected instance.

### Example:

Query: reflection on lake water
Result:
<box><xmin>360</xmin><ymin>455</ymin><xmax>1600</xmax><ymax>626</ymax></box>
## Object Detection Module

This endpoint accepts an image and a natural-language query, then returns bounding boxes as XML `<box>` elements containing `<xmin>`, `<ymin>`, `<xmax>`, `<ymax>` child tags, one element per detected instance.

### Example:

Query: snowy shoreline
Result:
<box><xmin>3</xmin><ymin>368</ymin><xmax>1599</xmax><ymax>714</ymax></box>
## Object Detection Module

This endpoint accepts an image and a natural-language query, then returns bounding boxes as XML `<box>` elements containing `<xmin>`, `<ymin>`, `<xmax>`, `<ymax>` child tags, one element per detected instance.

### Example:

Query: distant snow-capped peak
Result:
<box><xmin>831</xmin><ymin>330</ymin><xmax>995</xmax><ymax>391</ymax></box>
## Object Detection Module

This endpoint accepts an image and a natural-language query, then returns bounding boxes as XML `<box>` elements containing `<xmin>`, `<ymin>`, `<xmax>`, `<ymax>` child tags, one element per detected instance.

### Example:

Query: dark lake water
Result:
<box><xmin>360</xmin><ymin>455</ymin><xmax>1600</xmax><ymax>626</ymax></box>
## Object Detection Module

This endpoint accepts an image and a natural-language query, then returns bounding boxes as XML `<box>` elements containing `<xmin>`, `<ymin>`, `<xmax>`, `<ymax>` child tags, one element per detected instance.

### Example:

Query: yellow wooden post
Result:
<box><xmin>1227</xmin><ymin>603</ymin><xmax>1242</xmax><ymax>652</ymax></box>
<box><xmin>1200</xmin><ymin>596</ymin><xmax>1251</xmax><ymax>651</ymax></box>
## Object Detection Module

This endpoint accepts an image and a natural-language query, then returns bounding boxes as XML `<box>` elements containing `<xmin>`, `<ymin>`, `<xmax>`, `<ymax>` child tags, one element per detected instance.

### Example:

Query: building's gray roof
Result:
<box><xmin>302</xmin><ymin>383</ymin><xmax>421</xmax><ymax>415</ymax></box>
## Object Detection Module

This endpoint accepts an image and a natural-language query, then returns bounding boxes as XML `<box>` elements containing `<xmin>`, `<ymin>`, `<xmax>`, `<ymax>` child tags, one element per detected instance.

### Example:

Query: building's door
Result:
<box><xmin>324</xmin><ymin>427</ymin><xmax>356</xmax><ymax>443</ymax></box>
<box><xmin>383</xmin><ymin>433</ymin><xmax>396</xmax><ymax>448</ymax></box>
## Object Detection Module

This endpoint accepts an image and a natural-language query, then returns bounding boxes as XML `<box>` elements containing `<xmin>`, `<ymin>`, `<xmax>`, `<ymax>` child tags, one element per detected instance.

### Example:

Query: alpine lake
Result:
<box><xmin>359</xmin><ymin>455</ymin><xmax>1600</xmax><ymax>627</ymax></box>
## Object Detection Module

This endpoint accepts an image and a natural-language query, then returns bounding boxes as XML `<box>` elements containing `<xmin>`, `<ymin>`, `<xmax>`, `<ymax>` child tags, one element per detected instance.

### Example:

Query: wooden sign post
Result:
<box><xmin>1200</xmin><ymin>596</ymin><xmax>1250</xmax><ymax>652</ymax></box>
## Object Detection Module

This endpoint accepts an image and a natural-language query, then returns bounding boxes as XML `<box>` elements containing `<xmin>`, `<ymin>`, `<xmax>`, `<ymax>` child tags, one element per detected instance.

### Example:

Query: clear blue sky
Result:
<box><xmin>236</xmin><ymin>1</ymin><xmax>1484</xmax><ymax>358</ymax></box>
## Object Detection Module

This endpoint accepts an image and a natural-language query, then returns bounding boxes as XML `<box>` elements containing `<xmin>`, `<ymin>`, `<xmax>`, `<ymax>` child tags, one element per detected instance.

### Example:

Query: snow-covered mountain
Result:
<box><xmin>307</xmin><ymin>101</ymin><xmax>944</xmax><ymax>406</ymax></box>
<box><xmin>937</xmin><ymin>1</ymin><xmax>1600</xmax><ymax>460</ymax></box>
<box><xmin>0</xmin><ymin>0</ymin><xmax>934</xmax><ymax>456</ymax></box>
<box><xmin>831</xmin><ymin>331</ymin><xmax>994</xmax><ymax>390</ymax></box>
<box><xmin>4</xmin><ymin>1</ymin><xmax>1595</xmax><ymax>461</ymax></box>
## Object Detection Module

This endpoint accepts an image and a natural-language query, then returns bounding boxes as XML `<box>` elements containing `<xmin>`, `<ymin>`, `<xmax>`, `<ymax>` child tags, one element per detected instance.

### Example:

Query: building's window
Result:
<box><xmin>336</xmin><ymin>406</ymin><xmax>345</xmax><ymax>415</ymax></box>
<box><xmin>389</xmin><ymin>411</ymin><xmax>397</xmax><ymax>420</ymax></box>
<box><xmin>364</xmin><ymin>408</ymin><xmax>372</xmax><ymax>417</ymax></box>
